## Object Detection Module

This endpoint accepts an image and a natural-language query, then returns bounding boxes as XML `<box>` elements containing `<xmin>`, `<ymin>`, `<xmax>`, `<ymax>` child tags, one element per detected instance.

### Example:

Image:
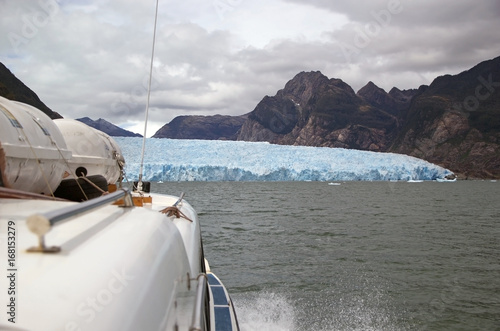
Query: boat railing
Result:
<box><xmin>190</xmin><ymin>274</ymin><xmax>208</xmax><ymax>331</ymax></box>
<box><xmin>173</xmin><ymin>191</ymin><xmax>185</xmax><ymax>207</ymax></box>
<box><xmin>26</xmin><ymin>188</ymin><xmax>134</xmax><ymax>253</ymax></box>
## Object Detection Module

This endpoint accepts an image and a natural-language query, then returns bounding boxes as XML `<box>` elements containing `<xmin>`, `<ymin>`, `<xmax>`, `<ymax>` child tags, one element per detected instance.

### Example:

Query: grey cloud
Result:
<box><xmin>283</xmin><ymin>0</ymin><xmax>499</xmax><ymax>26</ymax></box>
<box><xmin>1</xmin><ymin>0</ymin><xmax>499</xmax><ymax>136</ymax></box>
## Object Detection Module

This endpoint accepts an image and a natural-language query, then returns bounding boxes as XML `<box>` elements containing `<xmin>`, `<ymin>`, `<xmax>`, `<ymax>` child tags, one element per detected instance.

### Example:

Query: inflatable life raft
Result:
<box><xmin>0</xmin><ymin>96</ymin><xmax>125</xmax><ymax>201</ymax></box>
<box><xmin>53</xmin><ymin>119</ymin><xmax>125</xmax><ymax>200</ymax></box>
<box><xmin>0</xmin><ymin>96</ymin><xmax>72</xmax><ymax>194</ymax></box>
<box><xmin>54</xmin><ymin>119</ymin><xmax>125</xmax><ymax>185</ymax></box>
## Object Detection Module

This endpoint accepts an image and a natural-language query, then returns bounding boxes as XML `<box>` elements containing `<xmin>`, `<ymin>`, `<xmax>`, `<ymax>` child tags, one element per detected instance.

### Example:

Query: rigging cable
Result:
<box><xmin>137</xmin><ymin>0</ymin><xmax>160</xmax><ymax>191</ymax></box>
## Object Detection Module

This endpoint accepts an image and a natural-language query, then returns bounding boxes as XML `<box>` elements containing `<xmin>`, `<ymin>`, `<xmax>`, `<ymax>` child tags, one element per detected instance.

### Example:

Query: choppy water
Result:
<box><xmin>154</xmin><ymin>181</ymin><xmax>500</xmax><ymax>331</ymax></box>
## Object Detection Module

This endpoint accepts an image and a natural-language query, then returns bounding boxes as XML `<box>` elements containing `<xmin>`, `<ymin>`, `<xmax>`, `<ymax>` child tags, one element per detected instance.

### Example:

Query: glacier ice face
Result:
<box><xmin>114</xmin><ymin>137</ymin><xmax>453</xmax><ymax>182</ymax></box>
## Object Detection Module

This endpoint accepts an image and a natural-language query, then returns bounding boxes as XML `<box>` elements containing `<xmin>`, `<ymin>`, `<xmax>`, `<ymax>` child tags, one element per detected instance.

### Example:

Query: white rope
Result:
<box><xmin>138</xmin><ymin>0</ymin><xmax>160</xmax><ymax>187</ymax></box>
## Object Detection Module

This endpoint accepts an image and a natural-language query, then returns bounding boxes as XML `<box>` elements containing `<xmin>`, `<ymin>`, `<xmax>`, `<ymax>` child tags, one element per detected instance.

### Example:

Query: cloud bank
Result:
<box><xmin>1</xmin><ymin>0</ymin><xmax>499</xmax><ymax>136</ymax></box>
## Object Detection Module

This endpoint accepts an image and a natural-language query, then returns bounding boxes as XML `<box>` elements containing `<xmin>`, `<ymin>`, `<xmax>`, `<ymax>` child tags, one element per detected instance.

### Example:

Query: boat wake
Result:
<box><xmin>233</xmin><ymin>286</ymin><xmax>408</xmax><ymax>331</ymax></box>
<box><xmin>233</xmin><ymin>292</ymin><xmax>296</xmax><ymax>331</ymax></box>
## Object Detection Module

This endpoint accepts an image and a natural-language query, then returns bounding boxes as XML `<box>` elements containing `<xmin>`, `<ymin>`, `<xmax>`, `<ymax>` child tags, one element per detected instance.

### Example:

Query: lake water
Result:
<box><xmin>154</xmin><ymin>181</ymin><xmax>500</xmax><ymax>331</ymax></box>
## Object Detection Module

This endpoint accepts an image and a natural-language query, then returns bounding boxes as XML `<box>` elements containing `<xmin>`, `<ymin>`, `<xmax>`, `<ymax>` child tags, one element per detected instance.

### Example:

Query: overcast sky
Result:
<box><xmin>1</xmin><ymin>0</ymin><xmax>499</xmax><ymax>136</ymax></box>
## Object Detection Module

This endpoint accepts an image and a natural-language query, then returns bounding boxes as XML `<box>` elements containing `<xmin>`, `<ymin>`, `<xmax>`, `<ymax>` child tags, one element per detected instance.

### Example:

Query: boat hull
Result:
<box><xmin>207</xmin><ymin>272</ymin><xmax>240</xmax><ymax>331</ymax></box>
<box><xmin>0</xmin><ymin>191</ymin><xmax>237</xmax><ymax>330</ymax></box>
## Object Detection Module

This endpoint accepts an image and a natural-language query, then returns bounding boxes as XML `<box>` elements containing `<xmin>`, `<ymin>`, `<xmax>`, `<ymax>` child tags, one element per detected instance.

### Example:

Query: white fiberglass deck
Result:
<box><xmin>0</xmin><ymin>192</ymin><xmax>203</xmax><ymax>331</ymax></box>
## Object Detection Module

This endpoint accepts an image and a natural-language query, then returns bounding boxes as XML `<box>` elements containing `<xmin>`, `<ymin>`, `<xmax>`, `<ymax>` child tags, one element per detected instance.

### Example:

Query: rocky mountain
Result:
<box><xmin>390</xmin><ymin>56</ymin><xmax>500</xmax><ymax>179</ymax></box>
<box><xmin>0</xmin><ymin>62</ymin><xmax>62</xmax><ymax>119</ymax></box>
<box><xmin>2</xmin><ymin>56</ymin><xmax>499</xmax><ymax>178</ymax></box>
<box><xmin>237</xmin><ymin>56</ymin><xmax>500</xmax><ymax>178</ymax></box>
<box><xmin>237</xmin><ymin>71</ymin><xmax>404</xmax><ymax>151</ymax></box>
<box><xmin>153</xmin><ymin>114</ymin><xmax>247</xmax><ymax>140</ymax></box>
<box><xmin>77</xmin><ymin>117</ymin><xmax>142</xmax><ymax>137</ymax></box>
<box><xmin>357</xmin><ymin>81</ymin><xmax>418</xmax><ymax>118</ymax></box>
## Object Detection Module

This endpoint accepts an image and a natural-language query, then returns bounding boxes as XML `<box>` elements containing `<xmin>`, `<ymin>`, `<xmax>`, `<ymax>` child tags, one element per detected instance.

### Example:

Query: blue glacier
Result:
<box><xmin>114</xmin><ymin>137</ymin><xmax>453</xmax><ymax>182</ymax></box>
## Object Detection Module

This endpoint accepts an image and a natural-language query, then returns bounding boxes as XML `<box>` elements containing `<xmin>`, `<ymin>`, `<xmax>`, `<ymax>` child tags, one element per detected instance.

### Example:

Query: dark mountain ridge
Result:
<box><xmin>0</xmin><ymin>62</ymin><xmax>141</xmax><ymax>138</ymax></box>
<box><xmin>77</xmin><ymin>117</ymin><xmax>142</xmax><ymax>137</ymax></box>
<box><xmin>390</xmin><ymin>56</ymin><xmax>500</xmax><ymax>178</ymax></box>
<box><xmin>236</xmin><ymin>56</ymin><xmax>500</xmax><ymax>178</ymax></box>
<box><xmin>237</xmin><ymin>71</ymin><xmax>404</xmax><ymax>151</ymax></box>
<box><xmin>0</xmin><ymin>63</ymin><xmax>61</xmax><ymax>119</ymax></box>
<box><xmin>153</xmin><ymin>114</ymin><xmax>248</xmax><ymax>140</ymax></box>
<box><xmin>1</xmin><ymin>56</ymin><xmax>499</xmax><ymax>178</ymax></box>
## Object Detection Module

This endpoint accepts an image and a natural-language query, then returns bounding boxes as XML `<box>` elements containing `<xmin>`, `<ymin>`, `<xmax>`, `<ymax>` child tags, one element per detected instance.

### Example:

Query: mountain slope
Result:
<box><xmin>0</xmin><ymin>62</ymin><xmax>61</xmax><ymax>119</ymax></box>
<box><xmin>237</xmin><ymin>71</ymin><xmax>401</xmax><ymax>151</ymax></box>
<box><xmin>153</xmin><ymin>114</ymin><xmax>247</xmax><ymax>140</ymax></box>
<box><xmin>390</xmin><ymin>55</ymin><xmax>500</xmax><ymax>178</ymax></box>
<box><xmin>77</xmin><ymin>117</ymin><xmax>142</xmax><ymax>137</ymax></box>
<box><xmin>236</xmin><ymin>56</ymin><xmax>500</xmax><ymax>178</ymax></box>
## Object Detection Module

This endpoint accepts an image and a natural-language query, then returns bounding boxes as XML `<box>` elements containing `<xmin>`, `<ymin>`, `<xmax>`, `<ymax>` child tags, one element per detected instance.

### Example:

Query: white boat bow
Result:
<box><xmin>0</xmin><ymin>187</ymin><xmax>239</xmax><ymax>330</ymax></box>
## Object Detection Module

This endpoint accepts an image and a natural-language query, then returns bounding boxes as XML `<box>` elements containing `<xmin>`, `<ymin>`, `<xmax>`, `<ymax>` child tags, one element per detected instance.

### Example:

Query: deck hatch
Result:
<box><xmin>211</xmin><ymin>286</ymin><xmax>228</xmax><ymax>306</ymax></box>
<box><xmin>207</xmin><ymin>273</ymin><xmax>221</xmax><ymax>286</ymax></box>
<box><xmin>214</xmin><ymin>306</ymin><xmax>232</xmax><ymax>331</ymax></box>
